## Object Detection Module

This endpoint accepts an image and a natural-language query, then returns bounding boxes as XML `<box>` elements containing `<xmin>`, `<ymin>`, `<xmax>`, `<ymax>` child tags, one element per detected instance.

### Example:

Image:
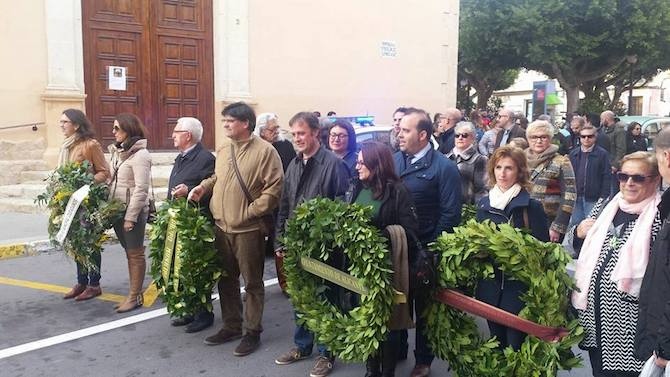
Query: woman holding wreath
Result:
<box><xmin>475</xmin><ymin>145</ymin><xmax>549</xmax><ymax>350</ymax></box>
<box><xmin>344</xmin><ymin>141</ymin><xmax>418</xmax><ymax>377</ymax></box>
<box><xmin>59</xmin><ymin>108</ymin><xmax>111</xmax><ymax>301</ymax></box>
<box><xmin>566</xmin><ymin>151</ymin><xmax>662</xmax><ymax>376</ymax></box>
<box><xmin>108</xmin><ymin>113</ymin><xmax>152</xmax><ymax>313</ymax></box>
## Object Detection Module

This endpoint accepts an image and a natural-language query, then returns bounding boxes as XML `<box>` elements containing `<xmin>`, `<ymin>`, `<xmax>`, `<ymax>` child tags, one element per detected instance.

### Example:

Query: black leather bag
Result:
<box><xmin>408</xmin><ymin>231</ymin><xmax>437</xmax><ymax>292</ymax></box>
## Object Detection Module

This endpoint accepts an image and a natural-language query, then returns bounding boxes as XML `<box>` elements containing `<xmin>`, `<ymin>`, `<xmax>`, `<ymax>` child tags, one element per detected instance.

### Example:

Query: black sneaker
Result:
<box><xmin>233</xmin><ymin>334</ymin><xmax>260</xmax><ymax>357</ymax></box>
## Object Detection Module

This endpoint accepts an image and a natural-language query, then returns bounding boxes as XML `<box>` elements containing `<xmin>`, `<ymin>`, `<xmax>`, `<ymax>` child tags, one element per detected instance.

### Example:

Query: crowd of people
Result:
<box><xmin>54</xmin><ymin>103</ymin><xmax>670</xmax><ymax>377</ymax></box>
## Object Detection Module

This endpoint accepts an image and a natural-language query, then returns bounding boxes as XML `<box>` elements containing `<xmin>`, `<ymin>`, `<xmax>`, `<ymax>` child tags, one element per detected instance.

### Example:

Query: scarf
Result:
<box><xmin>526</xmin><ymin>144</ymin><xmax>559</xmax><ymax>170</ymax></box>
<box><xmin>488</xmin><ymin>183</ymin><xmax>522</xmax><ymax>210</ymax></box>
<box><xmin>572</xmin><ymin>191</ymin><xmax>661</xmax><ymax>310</ymax></box>
<box><xmin>57</xmin><ymin>135</ymin><xmax>78</xmax><ymax>168</ymax></box>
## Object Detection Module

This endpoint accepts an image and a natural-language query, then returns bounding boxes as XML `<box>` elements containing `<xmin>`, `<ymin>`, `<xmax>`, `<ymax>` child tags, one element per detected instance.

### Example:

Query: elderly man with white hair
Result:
<box><xmin>255</xmin><ymin>113</ymin><xmax>296</xmax><ymax>172</ymax></box>
<box><xmin>167</xmin><ymin>116</ymin><xmax>216</xmax><ymax>333</ymax></box>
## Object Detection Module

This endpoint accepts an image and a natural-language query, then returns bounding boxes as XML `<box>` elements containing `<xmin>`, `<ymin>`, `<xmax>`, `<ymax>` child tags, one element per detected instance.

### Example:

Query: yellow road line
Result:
<box><xmin>0</xmin><ymin>244</ymin><xmax>26</xmax><ymax>260</ymax></box>
<box><xmin>142</xmin><ymin>281</ymin><xmax>159</xmax><ymax>307</ymax></box>
<box><xmin>0</xmin><ymin>276</ymin><xmax>126</xmax><ymax>303</ymax></box>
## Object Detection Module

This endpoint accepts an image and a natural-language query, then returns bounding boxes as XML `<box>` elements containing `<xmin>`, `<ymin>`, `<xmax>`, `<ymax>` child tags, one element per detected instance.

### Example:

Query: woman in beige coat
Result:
<box><xmin>59</xmin><ymin>109</ymin><xmax>111</xmax><ymax>301</ymax></box>
<box><xmin>108</xmin><ymin>113</ymin><xmax>152</xmax><ymax>313</ymax></box>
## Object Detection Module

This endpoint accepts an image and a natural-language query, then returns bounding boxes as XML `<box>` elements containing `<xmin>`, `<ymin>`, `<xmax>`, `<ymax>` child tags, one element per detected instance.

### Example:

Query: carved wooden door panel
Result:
<box><xmin>82</xmin><ymin>0</ymin><xmax>213</xmax><ymax>150</ymax></box>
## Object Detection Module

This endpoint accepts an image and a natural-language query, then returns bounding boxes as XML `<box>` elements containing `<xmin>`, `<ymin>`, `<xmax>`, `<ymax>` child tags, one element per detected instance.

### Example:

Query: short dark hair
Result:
<box><xmin>359</xmin><ymin>141</ymin><xmax>399</xmax><ymax>199</ymax></box>
<box><xmin>393</xmin><ymin>106</ymin><xmax>408</xmax><ymax>115</ymax></box>
<box><xmin>62</xmin><ymin>108</ymin><xmax>95</xmax><ymax>139</ymax></box>
<box><xmin>289</xmin><ymin>112</ymin><xmax>320</xmax><ymax>130</ymax></box>
<box><xmin>328</xmin><ymin>119</ymin><xmax>357</xmax><ymax>154</ymax></box>
<box><xmin>222</xmin><ymin>102</ymin><xmax>256</xmax><ymax>132</ymax></box>
<box><xmin>115</xmin><ymin>113</ymin><xmax>147</xmax><ymax>139</ymax></box>
<box><xmin>403</xmin><ymin>107</ymin><xmax>432</xmax><ymax>138</ymax></box>
<box><xmin>327</xmin><ymin>111</ymin><xmax>336</xmax><ymax>116</ymax></box>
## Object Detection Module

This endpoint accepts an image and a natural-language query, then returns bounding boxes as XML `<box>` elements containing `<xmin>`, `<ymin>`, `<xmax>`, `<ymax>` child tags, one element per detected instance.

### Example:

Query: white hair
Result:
<box><xmin>526</xmin><ymin>120</ymin><xmax>555</xmax><ymax>138</ymax></box>
<box><xmin>454</xmin><ymin>121</ymin><xmax>477</xmax><ymax>135</ymax></box>
<box><xmin>255</xmin><ymin>113</ymin><xmax>279</xmax><ymax>136</ymax></box>
<box><xmin>176</xmin><ymin>117</ymin><xmax>203</xmax><ymax>142</ymax></box>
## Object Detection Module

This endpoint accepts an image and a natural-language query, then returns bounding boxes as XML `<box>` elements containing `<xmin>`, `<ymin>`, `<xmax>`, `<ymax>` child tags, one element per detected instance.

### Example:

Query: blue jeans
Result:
<box><xmin>570</xmin><ymin>197</ymin><xmax>596</xmax><ymax>228</ymax></box>
<box><xmin>76</xmin><ymin>251</ymin><xmax>101</xmax><ymax>286</ymax></box>
<box><xmin>293</xmin><ymin>311</ymin><xmax>330</xmax><ymax>357</ymax></box>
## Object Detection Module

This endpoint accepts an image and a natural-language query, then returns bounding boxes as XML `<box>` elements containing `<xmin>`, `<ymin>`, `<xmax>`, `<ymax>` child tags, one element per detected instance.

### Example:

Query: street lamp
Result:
<box><xmin>626</xmin><ymin>54</ymin><xmax>638</xmax><ymax>115</ymax></box>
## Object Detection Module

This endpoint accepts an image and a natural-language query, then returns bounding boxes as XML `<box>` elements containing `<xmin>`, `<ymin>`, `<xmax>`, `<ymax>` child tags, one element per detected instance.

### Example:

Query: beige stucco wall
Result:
<box><xmin>246</xmin><ymin>0</ymin><xmax>459</xmax><ymax>127</ymax></box>
<box><xmin>0</xmin><ymin>1</ymin><xmax>48</xmax><ymax>142</ymax></box>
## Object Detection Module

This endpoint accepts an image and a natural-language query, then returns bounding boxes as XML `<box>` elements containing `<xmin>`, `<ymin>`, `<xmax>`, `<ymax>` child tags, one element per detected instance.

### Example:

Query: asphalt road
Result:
<box><xmin>0</xmin><ymin>237</ymin><xmax>596</xmax><ymax>376</ymax></box>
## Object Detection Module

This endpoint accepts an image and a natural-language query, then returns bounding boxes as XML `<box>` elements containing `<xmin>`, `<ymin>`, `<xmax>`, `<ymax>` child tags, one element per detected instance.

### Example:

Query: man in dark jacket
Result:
<box><xmin>635</xmin><ymin>127</ymin><xmax>670</xmax><ymax>368</ymax></box>
<box><xmin>393</xmin><ymin>107</ymin><xmax>462</xmax><ymax>377</ymax></box>
<box><xmin>166</xmin><ymin>117</ymin><xmax>216</xmax><ymax>333</ymax></box>
<box><xmin>494</xmin><ymin>109</ymin><xmax>526</xmax><ymax>149</ymax></box>
<box><xmin>273</xmin><ymin>112</ymin><xmax>350</xmax><ymax>377</ymax></box>
<box><xmin>568</xmin><ymin>125</ymin><xmax>611</xmax><ymax>227</ymax></box>
<box><xmin>437</xmin><ymin>107</ymin><xmax>461</xmax><ymax>154</ymax></box>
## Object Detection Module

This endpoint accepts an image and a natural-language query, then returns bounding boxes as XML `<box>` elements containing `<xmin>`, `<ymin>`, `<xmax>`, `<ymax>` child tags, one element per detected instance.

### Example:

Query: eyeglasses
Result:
<box><xmin>616</xmin><ymin>172</ymin><xmax>657</xmax><ymax>183</ymax></box>
<box><xmin>579</xmin><ymin>134</ymin><xmax>595</xmax><ymax>139</ymax></box>
<box><xmin>222</xmin><ymin>117</ymin><xmax>238</xmax><ymax>123</ymax></box>
<box><xmin>173</xmin><ymin>130</ymin><xmax>189</xmax><ymax>134</ymax></box>
<box><xmin>454</xmin><ymin>133</ymin><xmax>471</xmax><ymax>139</ymax></box>
<box><xmin>112</xmin><ymin>125</ymin><xmax>121</xmax><ymax>132</ymax></box>
<box><xmin>498</xmin><ymin>115</ymin><xmax>509</xmax><ymax>118</ymax></box>
<box><xmin>355</xmin><ymin>160</ymin><xmax>366</xmax><ymax>167</ymax></box>
<box><xmin>529</xmin><ymin>135</ymin><xmax>549</xmax><ymax>141</ymax></box>
<box><xmin>329</xmin><ymin>133</ymin><xmax>348</xmax><ymax>140</ymax></box>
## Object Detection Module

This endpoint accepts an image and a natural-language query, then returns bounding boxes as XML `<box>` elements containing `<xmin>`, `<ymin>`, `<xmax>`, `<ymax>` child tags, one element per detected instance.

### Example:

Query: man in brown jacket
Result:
<box><xmin>189</xmin><ymin>102</ymin><xmax>284</xmax><ymax>357</ymax></box>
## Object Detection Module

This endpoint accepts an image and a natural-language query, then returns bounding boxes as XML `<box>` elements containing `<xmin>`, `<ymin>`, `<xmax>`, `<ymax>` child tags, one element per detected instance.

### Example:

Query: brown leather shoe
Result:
<box><xmin>63</xmin><ymin>284</ymin><xmax>86</xmax><ymax>299</ymax></box>
<box><xmin>75</xmin><ymin>285</ymin><xmax>102</xmax><ymax>301</ymax></box>
<box><xmin>203</xmin><ymin>328</ymin><xmax>242</xmax><ymax>346</ymax></box>
<box><xmin>410</xmin><ymin>364</ymin><xmax>430</xmax><ymax>377</ymax></box>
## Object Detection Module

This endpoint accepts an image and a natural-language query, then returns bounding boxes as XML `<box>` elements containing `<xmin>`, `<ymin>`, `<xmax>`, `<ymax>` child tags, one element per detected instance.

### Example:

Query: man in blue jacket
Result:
<box><xmin>393</xmin><ymin>107</ymin><xmax>462</xmax><ymax>377</ymax></box>
<box><xmin>568</xmin><ymin>124</ymin><xmax>611</xmax><ymax>227</ymax></box>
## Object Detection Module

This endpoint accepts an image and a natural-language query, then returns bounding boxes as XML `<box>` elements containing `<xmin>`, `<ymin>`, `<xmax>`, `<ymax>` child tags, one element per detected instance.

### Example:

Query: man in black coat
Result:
<box><xmin>635</xmin><ymin>127</ymin><xmax>670</xmax><ymax>368</ymax></box>
<box><xmin>167</xmin><ymin>117</ymin><xmax>216</xmax><ymax>333</ymax></box>
<box><xmin>494</xmin><ymin>109</ymin><xmax>526</xmax><ymax>149</ymax></box>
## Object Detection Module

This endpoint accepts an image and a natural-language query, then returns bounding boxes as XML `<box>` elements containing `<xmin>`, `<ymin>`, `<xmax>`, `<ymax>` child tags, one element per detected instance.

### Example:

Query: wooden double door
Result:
<box><xmin>83</xmin><ymin>0</ymin><xmax>214</xmax><ymax>150</ymax></box>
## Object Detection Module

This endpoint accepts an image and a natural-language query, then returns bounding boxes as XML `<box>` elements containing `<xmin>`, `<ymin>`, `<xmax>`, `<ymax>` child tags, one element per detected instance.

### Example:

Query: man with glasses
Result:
<box><xmin>494</xmin><ymin>108</ymin><xmax>526</xmax><ymax>149</ymax></box>
<box><xmin>437</xmin><ymin>107</ymin><xmax>462</xmax><ymax>154</ymax></box>
<box><xmin>166</xmin><ymin>117</ymin><xmax>216</xmax><ymax>333</ymax></box>
<box><xmin>189</xmin><ymin>102</ymin><xmax>284</xmax><ymax>357</ymax></box>
<box><xmin>568</xmin><ymin>124</ymin><xmax>611</xmax><ymax>227</ymax></box>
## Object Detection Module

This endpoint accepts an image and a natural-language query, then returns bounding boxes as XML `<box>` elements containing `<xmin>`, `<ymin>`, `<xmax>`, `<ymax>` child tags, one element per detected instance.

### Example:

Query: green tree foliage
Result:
<box><xmin>460</xmin><ymin>0</ymin><xmax>670</xmax><ymax>113</ymax></box>
<box><xmin>459</xmin><ymin>0</ymin><xmax>519</xmax><ymax>111</ymax></box>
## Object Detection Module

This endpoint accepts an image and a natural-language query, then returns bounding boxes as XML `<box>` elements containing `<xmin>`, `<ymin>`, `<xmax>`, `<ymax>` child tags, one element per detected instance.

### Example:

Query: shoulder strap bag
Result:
<box><xmin>230</xmin><ymin>144</ymin><xmax>274</xmax><ymax>235</ymax></box>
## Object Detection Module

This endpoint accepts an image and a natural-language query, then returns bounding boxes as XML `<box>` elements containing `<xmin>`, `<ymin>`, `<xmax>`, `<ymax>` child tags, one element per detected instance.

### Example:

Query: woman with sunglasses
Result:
<box><xmin>108</xmin><ymin>113</ymin><xmax>152</xmax><ymax>313</ymax></box>
<box><xmin>58</xmin><ymin>109</ymin><xmax>111</xmax><ymax>301</ymax></box>
<box><xmin>344</xmin><ymin>141</ymin><xmax>418</xmax><ymax>377</ymax></box>
<box><xmin>525</xmin><ymin>120</ymin><xmax>577</xmax><ymax>242</ymax></box>
<box><xmin>445</xmin><ymin>121</ymin><xmax>488</xmax><ymax>205</ymax></box>
<box><xmin>566</xmin><ymin>151</ymin><xmax>662</xmax><ymax>376</ymax></box>
<box><xmin>626</xmin><ymin>121</ymin><xmax>648</xmax><ymax>154</ymax></box>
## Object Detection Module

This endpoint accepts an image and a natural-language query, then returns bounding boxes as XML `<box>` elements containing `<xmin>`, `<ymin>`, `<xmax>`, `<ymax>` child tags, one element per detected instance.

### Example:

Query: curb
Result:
<box><xmin>0</xmin><ymin>239</ymin><xmax>55</xmax><ymax>260</ymax></box>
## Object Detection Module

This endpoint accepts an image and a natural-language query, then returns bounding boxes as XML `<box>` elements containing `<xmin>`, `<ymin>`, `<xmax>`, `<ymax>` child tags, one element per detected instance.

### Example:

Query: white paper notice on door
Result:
<box><xmin>108</xmin><ymin>66</ymin><xmax>127</xmax><ymax>91</ymax></box>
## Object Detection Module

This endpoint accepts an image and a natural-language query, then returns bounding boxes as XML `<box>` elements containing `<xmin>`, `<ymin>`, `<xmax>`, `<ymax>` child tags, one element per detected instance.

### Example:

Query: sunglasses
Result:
<box><xmin>579</xmin><ymin>134</ymin><xmax>595</xmax><ymax>139</ymax></box>
<box><xmin>454</xmin><ymin>133</ymin><xmax>471</xmax><ymax>139</ymax></box>
<box><xmin>616</xmin><ymin>172</ymin><xmax>656</xmax><ymax>183</ymax></box>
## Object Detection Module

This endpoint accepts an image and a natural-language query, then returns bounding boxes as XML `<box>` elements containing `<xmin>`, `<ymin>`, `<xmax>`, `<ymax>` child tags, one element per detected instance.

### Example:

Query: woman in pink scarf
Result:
<box><xmin>565</xmin><ymin>151</ymin><xmax>663</xmax><ymax>376</ymax></box>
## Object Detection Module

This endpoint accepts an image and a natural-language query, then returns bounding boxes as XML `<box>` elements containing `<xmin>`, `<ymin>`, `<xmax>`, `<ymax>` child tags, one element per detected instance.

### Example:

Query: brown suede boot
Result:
<box><xmin>116</xmin><ymin>248</ymin><xmax>146</xmax><ymax>313</ymax></box>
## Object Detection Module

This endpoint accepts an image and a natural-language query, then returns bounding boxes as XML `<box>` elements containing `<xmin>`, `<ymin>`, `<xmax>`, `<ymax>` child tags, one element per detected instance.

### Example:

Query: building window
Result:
<box><xmin>631</xmin><ymin>96</ymin><xmax>643</xmax><ymax>115</ymax></box>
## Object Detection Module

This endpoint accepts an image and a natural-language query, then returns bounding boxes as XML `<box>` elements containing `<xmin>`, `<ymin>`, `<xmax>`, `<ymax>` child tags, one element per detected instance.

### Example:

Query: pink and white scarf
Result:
<box><xmin>572</xmin><ymin>191</ymin><xmax>661</xmax><ymax>310</ymax></box>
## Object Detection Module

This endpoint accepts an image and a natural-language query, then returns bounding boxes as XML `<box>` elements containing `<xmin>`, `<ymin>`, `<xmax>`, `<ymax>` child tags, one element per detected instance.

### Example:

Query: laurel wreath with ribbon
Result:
<box><xmin>282</xmin><ymin>198</ymin><xmax>395</xmax><ymax>362</ymax></box>
<box><xmin>425</xmin><ymin>219</ymin><xmax>584</xmax><ymax>376</ymax></box>
<box><xmin>149</xmin><ymin>198</ymin><xmax>220</xmax><ymax>318</ymax></box>
<box><xmin>36</xmin><ymin>161</ymin><xmax>124</xmax><ymax>269</ymax></box>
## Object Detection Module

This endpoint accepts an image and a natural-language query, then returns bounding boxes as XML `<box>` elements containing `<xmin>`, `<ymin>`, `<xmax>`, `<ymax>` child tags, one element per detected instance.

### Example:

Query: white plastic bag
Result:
<box><xmin>639</xmin><ymin>354</ymin><xmax>669</xmax><ymax>377</ymax></box>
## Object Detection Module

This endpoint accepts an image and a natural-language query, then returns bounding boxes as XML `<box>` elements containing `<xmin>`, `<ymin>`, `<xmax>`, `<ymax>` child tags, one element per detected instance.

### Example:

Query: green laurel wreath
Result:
<box><xmin>36</xmin><ymin>161</ymin><xmax>125</xmax><ymax>269</ymax></box>
<box><xmin>282</xmin><ymin>198</ymin><xmax>395</xmax><ymax>362</ymax></box>
<box><xmin>425</xmin><ymin>219</ymin><xmax>584</xmax><ymax>376</ymax></box>
<box><xmin>149</xmin><ymin>198</ymin><xmax>221</xmax><ymax>318</ymax></box>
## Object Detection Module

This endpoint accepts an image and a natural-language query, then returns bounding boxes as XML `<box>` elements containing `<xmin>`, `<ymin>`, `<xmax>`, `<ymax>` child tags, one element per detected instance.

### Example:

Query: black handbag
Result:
<box><xmin>407</xmin><ymin>230</ymin><xmax>437</xmax><ymax>291</ymax></box>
